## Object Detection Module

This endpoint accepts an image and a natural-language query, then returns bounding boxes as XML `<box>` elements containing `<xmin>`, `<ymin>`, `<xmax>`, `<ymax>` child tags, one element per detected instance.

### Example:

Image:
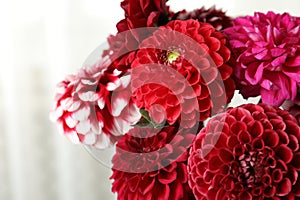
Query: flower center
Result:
<box><xmin>166</xmin><ymin>50</ymin><xmax>180</xmax><ymax>63</ymax></box>
<box><xmin>237</xmin><ymin>151</ymin><xmax>267</xmax><ymax>186</ymax></box>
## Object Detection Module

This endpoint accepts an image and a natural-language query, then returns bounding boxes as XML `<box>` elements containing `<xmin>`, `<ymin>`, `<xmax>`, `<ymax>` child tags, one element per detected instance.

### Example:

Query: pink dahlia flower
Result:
<box><xmin>132</xmin><ymin>19</ymin><xmax>235</xmax><ymax>124</ymax></box>
<box><xmin>173</xmin><ymin>6</ymin><xmax>232</xmax><ymax>31</ymax></box>
<box><xmin>188</xmin><ymin>103</ymin><xmax>300</xmax><ymax>199</ymax></box>
<box><xmin>111</xmin><ymin>126</ymin><xmax>195</xmax><ymax>200</ymax></box>
<box><xmin>223</xmin><ymin>12</ymin><xmax>300</xmax><ymax>107</ymax></box>
<box><xmin>50</xmin><ymin>62</ymin><xmax>141</xmax><ymax>148</ymax></box>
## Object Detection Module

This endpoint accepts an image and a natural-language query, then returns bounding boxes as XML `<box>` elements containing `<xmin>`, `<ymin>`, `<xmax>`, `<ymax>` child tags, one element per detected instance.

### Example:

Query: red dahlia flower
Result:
<box><xmin>223</xmin><ymin>11</ymin><xmax>300</xmax><ymax>107</ymax></box>
<box><xmin>173</xmin><ymin>6</ymin><xmax>232</xmax><ymax>31</ymax></box>
<box><xmin>117</xmin><ymin>0</ymin><xmax>169</xmax><ymax>32</ymax></box>
<box><xmin>188</xmin><ymin>103</ymin><xmax>300</xmax><ymax>199</ymax></box>
<box><xmin>50</xmin><ymin>62</ymin><xmax>140</xmax><ymax>148</ymax></box>
<box><xmin>131</xmin><ymin>19</ymin><xmax>235</xmax><ymax>124</ymax></box>
<box><xmin>111</xmin><ymin>126</ymin><xmax>195</xmax><ymax>200</ymax></box>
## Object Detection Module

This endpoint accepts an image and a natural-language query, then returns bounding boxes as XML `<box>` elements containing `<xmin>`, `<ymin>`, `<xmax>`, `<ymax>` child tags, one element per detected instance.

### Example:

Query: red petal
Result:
<box><xmin>158</xmin><ymin>168</ymin><xmax>177</xmax><ymax>184</ymax></box>
<box><xmin>227</xmin><ymin>135</ymin><xmax>239</xmax><ymax>149</ymax></box>
<box><xmin>219</xmin><ymin>148</ymin><xmax>234</xmax><ymax>163</ymax></box>
<box><xmin>286</xmin><ymin>167</ymin><xmax>298</xmax><ymax>185</ymax></box>
<box><xmin>275</xmin><ymin>145</ymin><xmax>293</xmax><ymax>163</ymax></box>
<box><xmin>270</xmin><ymin>118</ymin><xmax>286</xmax><ymax>130</ymax></box>
<box><xmin>238</xmin><ymin>130</ymin><xmax>252</xmax><ymax>143</ymax></box>
<box><xmin>238</xmin><ymin>191</ymin><xmax>252</xmax><ymax>200</ymax></box>
<box><xmin>288</xmin><ymin>134</ymin><xmax>299</xmax><ymax>152</ymax></box>
<box><xmin>272</xmin><ymin>169</ymin><xmax>283</xmax><ymax>183</ymax></box>
<box><xmin>264</xmin><ymin>186</ymin><xmax>276</xmax><ymax>197</ymax></box>
<box><xmin>128</xmin><ymin>175</ymin><xmax>140</xmax><ymax>192</ymax></box>
<box><xmin>208</xmin><ymin>156</ymin><xmax>223</xmax><ymax>171</ymax></box>
<box><xmin>230</xmin><ymin>121</ymin><xmax>247</xmax><ymax>133</ymax></box>
<box><xmin>262</xmin><ymin>129</ymin><xmax>279</xmax><ymax>147</ymax></box>
<box><xmin>247</xmin><ymin>120</ymin><xmax>264</xmax><ymax>137</ymax></box>
<box><xmin>291</xmin><ymin>152</ymin><xmax>300</xmax><ymax>169</ymax></box>
<box><xmin>276</xmin><ymin>178</ymin><xmax>292</xmax><ymax>196</ymax></box>
<box><xmin>252</xmin><ymin>138</ymin><xmax>265</xmax><ymax>150</ymax></box>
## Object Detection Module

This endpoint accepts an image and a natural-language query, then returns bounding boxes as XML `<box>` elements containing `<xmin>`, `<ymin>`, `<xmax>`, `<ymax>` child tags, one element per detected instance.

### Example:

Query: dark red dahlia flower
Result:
<box><xmin>111</xmin><ymin>126</ymin><xmax>196</xmax><ymax>200</ymax></box>
<box><xmin>173</xmin><ymin>6</ymin><xmax>232</xmax><ymax>31</ymax></box>
<box><xmin>131</xmin><ymin>19</ymin><xmax>235</xmax><ymax>124</ymax></box>
<box><xmin>223</xmin><ymin>11</ymin><xmax>300</xmax><ymax>107</ymax></box>
<box><xmin>50</xmin><ymin>61</ymin><xmax>141</xmax><ymax>148</ymax></box>
<box><xmin>286</xmin><ymin>104</ymin><xmax>300</xmax><ymax>125</ymax></box>
<box><xmin>283</xmin><ymin>92</ymin><xmax>300</xmax><ymax>125</ymax></box>
<box><xmin>117</xmin><ymin>0</ymin><xmax>169</xmax><ymax>32</ymax></box>
<box><xmin>188</xmin><ymin>103</ymin><xmax>300</xmax><ymax>199</ymax></box>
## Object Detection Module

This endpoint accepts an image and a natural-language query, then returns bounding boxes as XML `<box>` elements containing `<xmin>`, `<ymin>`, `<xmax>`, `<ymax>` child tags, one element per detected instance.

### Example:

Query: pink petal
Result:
<box><xmin>286</xmin><ymin>55</ymin><xmax>300</xmax><ymax>66</ymax></box>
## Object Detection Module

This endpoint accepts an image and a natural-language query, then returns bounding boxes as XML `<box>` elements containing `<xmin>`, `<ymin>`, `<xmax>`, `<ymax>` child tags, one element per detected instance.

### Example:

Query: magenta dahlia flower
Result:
<box><xmin>131</xmin><ymin>19</ymin><xmax>235</xmax><ymax>124</ymax></box>
<box><xmin>50</xmin><ymin>63</ymin><xmax>141</xmax><ymax>148</ymax></box>
<box><xmin>111</xmin><ymin>126</ymin><xmax>195</xmax><ymax>200</ymax></box>
<box><xmin>188</xmin><ymin>103</ymin><xmax>300</xmax><ymax>199</ymax></box>
<box><xmin>223</xmin><ymin>11</ymin><xmax>300</xmax><ymax>107</ymax></box>
<box><xmin>173</xmin><ymin>6</ymin><xmax>232</xmax><ymax>31</ymax></box>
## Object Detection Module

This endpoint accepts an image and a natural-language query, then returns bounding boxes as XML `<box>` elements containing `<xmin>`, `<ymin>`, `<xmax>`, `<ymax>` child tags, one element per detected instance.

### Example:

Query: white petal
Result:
<box><xmin>93</xmin><ymin>133</ymin><xmax>111</xmax><ymax>149</ymax></box>
<box><xmin>60</xmin><ymin>97</ymin><xmax>73</xmax><ymax>110</ymax></box>
<box><xmin>111</xmin><ymin>91</ymin><xmax>130</xmax><ymax>116</ymax></box>
<box><xmin>55</xmin><ymin>86</ymin><xmax>67</xmax><ymax>96</ymax></box>
<box><xmin>98</xmin><ymin>98</ymin><xmax>105</xmax><ymax>109</ymax></box>
<box><xmin>67</xmin><ymin>101</ymin><xmax>81</xmax><ymax>112</ymax></box>
<box><xmin>49</xmin><ymin>106</ymin><xmax>63</xmax><ymax>121</ymax></box>
<box><xmin>120</xmin><ymin>75</ymin><xmax>131</xmax><ymax>88</ymax></box>
<box><xmin>72</xmin><ymin>106</ymin><xmax>90</xmax><ymax>121</ymax></box>
<box><xmin>79</xmin><ymin>91</ymin><xmax>98</xmax><ymax>102</ymax></box>
<box><xmin>90</xmin><ymin>122</ymin><xmax>103</xmax><ymax>135</ymax></box>
<box><xmin>113</xmin><ymin>69</ymin><xmax>122</xmax><ymax>76</ymax></box>
<box><xmin>76</xmin><ymin>120</ymin><xmax>91</xmax><ymax>134</ymax></box>
<box><xmin>107</xmin><ymin>79</ymin><xmax>121</xmax><ymax>91</ymax></box>
<box><xmin>81</xmin><ymin>79</ymin><xmax>97</xmax><ymax>85</ymax></box>
<box><xmin>83</xmin><ymin>134</ymin><xmax>96</xmax><ymax>145</ymax></box>
<box><xmin>111</xmin><ymin>117</ymin><xmax>130</xmax><ymax>136</ymax></box>
<box><xmin>65</xmin><ymin>115</ymin><xmax>78</xmax><ymax>128</ymax></box>
<box><xmin>65</xmin><ymin>131</ymin><xmax>80</xmax><ymax>144</ymax></box>
<box><xmin>120</xmin><ymin>102</ymin><xmax>141</xmax><ymax>124</ymax></box>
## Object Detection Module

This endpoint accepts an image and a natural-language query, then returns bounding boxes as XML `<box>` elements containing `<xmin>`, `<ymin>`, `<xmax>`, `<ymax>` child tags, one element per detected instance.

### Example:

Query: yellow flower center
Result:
<box><xmin>167</xmin><ymin>51</ymin><xmax>180</xmax><ymax>63</ymax></box>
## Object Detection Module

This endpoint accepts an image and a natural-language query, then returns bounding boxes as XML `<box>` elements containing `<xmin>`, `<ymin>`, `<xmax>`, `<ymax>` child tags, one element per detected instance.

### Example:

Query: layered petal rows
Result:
<box><xmin>132</xmin><ymin>19</ymin><xmax>235</xmax><ymax>124</ymax></box>
<box><xmin>50</xmin><ymin>63</ymin><xmax>140</xmax><ymax>148</ymax></box>
<box><xmin>188</xmin><ymin>103</ymin><xmax>300</xmax><ymax>199</ymax></box>
<box><xmin>111</xmin><ymin>126</ymin><xmax>196</xmax><ymax>200</ymax></box>
<box><xmin>223</xmin><ymin>12</ymin><xmax>300</xmax><ymax>106</ymax></box>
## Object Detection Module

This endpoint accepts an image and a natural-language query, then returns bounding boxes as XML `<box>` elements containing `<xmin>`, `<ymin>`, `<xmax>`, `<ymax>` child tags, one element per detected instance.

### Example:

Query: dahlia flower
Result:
<box><xmin>111</xmin><ymin>126</ymin><xmax>196</xmax><ymax>200</ymax></box>
<box><xmin>188</xmin><ymin>103</ymin><xmax>300</xmax><ymax>199</ymax></box>
<box><xmin>173</xmin><ymin>6</ymin><xmax>232</xmax><ymax>31</ymax></box>
<box><xmin>223</xmin><ymin>11</ymin><xmax>300</xmax><ymax>107</ymax></box>
<box><xmin>116</xmin><ymin>0</ymin><xmax>169</xmax><ymax>32</ymax></box>
<box><xmin>131</xmin><ymin>19</ymin><xmax>235</xmax><ymax>124</ymax></box>
<box><xmin>283</xmin><ymin>92</ymin><xmax>300</xmax><ymax>125</ymax></box>
<box><xmin>50</xmin><ymin>62</ymin><xmax>140</xmax><ymax>148</ymax></box>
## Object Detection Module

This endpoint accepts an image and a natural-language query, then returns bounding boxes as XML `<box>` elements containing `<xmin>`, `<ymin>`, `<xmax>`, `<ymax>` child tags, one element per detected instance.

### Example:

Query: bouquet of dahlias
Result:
<box><xmin>51</xmin><ymin>0</ymin><xmax>300</xmax><ymax>199</ymax></box>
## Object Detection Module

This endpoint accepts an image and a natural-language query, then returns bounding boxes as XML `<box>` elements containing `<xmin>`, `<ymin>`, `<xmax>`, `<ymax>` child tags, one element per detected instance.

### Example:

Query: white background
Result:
<box><xmin>0</xmin><ymin>0</ymin><xmax>299</xmax><ymax>200</ymax></box>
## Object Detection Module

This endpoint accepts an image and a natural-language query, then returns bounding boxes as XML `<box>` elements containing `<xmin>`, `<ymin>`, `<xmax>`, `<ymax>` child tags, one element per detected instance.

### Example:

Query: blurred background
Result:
<box><xmin>0</xmin><ymin>0</ymin><xmax>299</xmax><ymax>200</ymax></box>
